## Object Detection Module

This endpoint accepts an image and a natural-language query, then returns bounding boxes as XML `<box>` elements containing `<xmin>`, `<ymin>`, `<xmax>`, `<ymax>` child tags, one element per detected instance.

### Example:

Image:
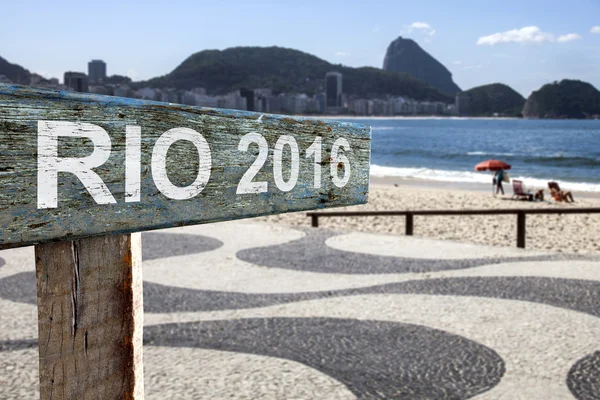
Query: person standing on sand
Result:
<box><xmin>494</xmin><ymin>169</ymin><xmax>505</xmax><ymax>195</ymax></box>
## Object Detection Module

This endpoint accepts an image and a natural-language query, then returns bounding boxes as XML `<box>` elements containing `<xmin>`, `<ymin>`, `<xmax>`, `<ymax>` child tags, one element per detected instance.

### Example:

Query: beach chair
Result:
<box><xmin>512</xmin><ymin>180</ymin><xmax>533</xmax><ymax>201</ymax></box>
<box><xmin>548</xmin><ymin>181</ymin><xmax>560</xmax><ymax>191</ymax></box>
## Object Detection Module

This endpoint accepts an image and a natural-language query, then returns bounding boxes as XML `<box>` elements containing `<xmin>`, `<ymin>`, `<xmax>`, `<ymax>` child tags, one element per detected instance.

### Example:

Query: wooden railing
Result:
<box><xmin>306</xmin><ymin>208</ymin><xmax>600</xmax><ymax>249</ymax></box>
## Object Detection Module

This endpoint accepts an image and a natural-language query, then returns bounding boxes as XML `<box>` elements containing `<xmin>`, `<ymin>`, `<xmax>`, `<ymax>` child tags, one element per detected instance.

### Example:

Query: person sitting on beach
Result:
<box><xmin>534</xmin><ymin>189</ymin><xmax>544</xmax><ymax>201</ymax></box>
<box><xmin>493</xmin><ymin>169</ymin><xmax>505</xmax><ymax>195</ymax></box>
<box><xmin>549</xmin><ymin>187</ymin><xmax>575</xmax><ymax>203</ymax></box>
<box><xmin>548</xmin><ymin>181</ymin><xmax>575</xmax><ymax>203</ymax></box>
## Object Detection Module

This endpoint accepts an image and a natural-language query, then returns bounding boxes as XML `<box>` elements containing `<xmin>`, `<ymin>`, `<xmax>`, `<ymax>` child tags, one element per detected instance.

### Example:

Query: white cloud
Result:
<box><xmin>451</xmin><ymin>60</ymin><xmax>463</xmax><ymax>65</ymax></box>
<box><xmin>408</xmin><ymin>22</ymin><xmax>436</xmax><ymax>37</ymax></box>
<box><xmin>335</xmin><ymin>51</ymin><xmax>349</xmax><ymax>57</ymax></box>
<box><xmin>557</xmin><ymin>33</ymin><xmax>581</xmax><ymax>42</ymax></box>
<box><xmin>591</xmin><ymin>26</ymin><xmax>600</xmax><ymax>34</ymax></box>
<box><xmin>460</xmin><ymin>64</ymin><xmax>484</xmax><ymax>70</ymax></box>
<box><xmin>477</xmin><ymin>26</ymin><xmax>554</xmax><ymax>45</ymax></box>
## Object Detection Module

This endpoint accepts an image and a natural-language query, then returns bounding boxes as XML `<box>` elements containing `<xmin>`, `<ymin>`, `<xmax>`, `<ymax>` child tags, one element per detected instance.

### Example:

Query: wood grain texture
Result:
<box><xmin>0</xmin><ymin>84</ymin><xmax>371</xmax><ymax>249</ymax></box>
<box><xmin>35</xmin><ymin>233</ymin><xmax>144</xmax><ymax>399</ymax></box>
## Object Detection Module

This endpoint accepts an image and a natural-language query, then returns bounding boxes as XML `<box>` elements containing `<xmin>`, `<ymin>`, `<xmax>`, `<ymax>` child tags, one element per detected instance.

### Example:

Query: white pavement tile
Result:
<box><xmin>0</xmin><ymin>349</ymin><xmax>39</xmax><ymax>399</ymax></box>
<box><xmin>326</xmin><ymin>232</ymin><xmax>550</xmax><ymax>259</ymax></box>
<box><xmin>144</xmin><ymin>347</ymin><xmax>355</xmax><ymax>400</ymax></box>
<box><xmin>0</xmin><ymin>246</ymin><xmax>35</xmax><ymax>280</ymax></box>
<box><xmin>0</xmin><ymin>347</ymin><xmax>356</xmax><ymax>400</ymax></box>
<box><xmin>0</xmin><ymin>298</ymin><xmax>38</xmax><ymax>341</ymax></box>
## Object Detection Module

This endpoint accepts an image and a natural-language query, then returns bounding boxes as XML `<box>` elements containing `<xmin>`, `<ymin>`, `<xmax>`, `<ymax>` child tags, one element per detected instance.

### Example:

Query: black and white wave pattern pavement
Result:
<box><xmin>0</xmin><ymin>221</ymin><xmax>599</xmax><ymax>399</ymax></box>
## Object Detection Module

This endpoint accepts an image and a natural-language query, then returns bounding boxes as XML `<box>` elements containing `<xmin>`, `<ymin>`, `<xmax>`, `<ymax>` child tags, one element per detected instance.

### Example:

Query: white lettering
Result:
<box><xmin>236</xmin><ymin>132</ymin><xmax>269</xmax><ymax>194</ymax></box>
<box><xmin>125</xmin><ymin>125</ymin><xmax>141</xmax><ymax>202</ymax></box>
<box><xmin>151</xmin><ymin>127</ymin><xmax>211</xmax><ymax>200</ymax></box>
<box><xmin>306</xmin><ymin>136</ymin><xmax>322</xmax><ymax>188</ymax></box>
<box><xmin>37</xmin><ymin>121</ymin><xmax>116</xmax><ymax>209</ymax></box>
<box><xmin>331</xmin><ymin>137</ymin><xmax>351</xmax><ymax>188</ymax></box>
<box><xmin>273</xmin><ymin>135</ymin><xmax>299</xmax><ymax>192</ymax></box>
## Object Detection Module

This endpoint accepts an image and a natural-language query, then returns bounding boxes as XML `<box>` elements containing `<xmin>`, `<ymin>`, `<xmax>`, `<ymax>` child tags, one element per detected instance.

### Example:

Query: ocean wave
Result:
<box><xmin>370</xmin><ymin>164</ymin><xmax>600</xmax><ymax>192</ymax></box>
<box><xmin>376</xmin><ymin>150</ymin><xmax>600</xmax><ymax>168</ymax></box>
<box><xmin>375</xmin><ymin>148</ymin><xmax>522</xmax><ymax>159</ymax></box>
<box><xmin>466</xmin><ymin>151</ymin><xmax>516</xmax><ymax>157</ymax></box>
<box><xmin>523</xmin><ymin>155</ymin><xmax>600</xmax><ymax>167</ymax></box>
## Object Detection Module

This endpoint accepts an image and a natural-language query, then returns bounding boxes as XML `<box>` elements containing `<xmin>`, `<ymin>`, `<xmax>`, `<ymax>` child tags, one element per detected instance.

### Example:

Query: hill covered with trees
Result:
<box><xmin>523</xmin><ymin>79</ymin><xmax>600</xmax><ymax>119</ymax></box>
<box><xmin>463</xmin><ymin>83</ymin><xmax>525</xmax><ymax>117</ymax></box>
<box><xmin>142</xmin><ymin>46</ymin><xmax>453</xmax><ymax>102</ymax></box>
<box><xmin>0</xmin><ymin>56</ymin><xmax>31</xmax><ymax>84</ymax></box>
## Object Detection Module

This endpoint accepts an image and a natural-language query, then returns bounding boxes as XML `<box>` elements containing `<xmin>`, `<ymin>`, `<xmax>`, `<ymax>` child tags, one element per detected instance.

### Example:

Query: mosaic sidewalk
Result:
<box><xmin>1</xmin><ymin>221</ymin><xmax>599</xmax><ymax>399</ymax></box>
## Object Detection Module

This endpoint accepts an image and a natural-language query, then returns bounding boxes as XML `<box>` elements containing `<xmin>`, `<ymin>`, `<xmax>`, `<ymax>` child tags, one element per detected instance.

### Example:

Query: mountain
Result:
<box><xmin>462</xmin><ymin>83</ymin><xmax>525</xmax><ymax>117</ymax></box>
<box><xmin>522</xmin><ymin>79</ymin><xmax>600</xmax><ymax>119</ymax></box>
<box><xmin>382</xmin><ymin>37</ymin><xmax>461</xmax><ymax>95</ymax></box>
<box><xmin>0</xmin><ymin>56</ymin><xmax>31</xmax><ymax>84</ymax></box>
<box><xmin>142</xmin><ymin>46</ymin><xmax>453</xmax><ymax>102</ymax></box>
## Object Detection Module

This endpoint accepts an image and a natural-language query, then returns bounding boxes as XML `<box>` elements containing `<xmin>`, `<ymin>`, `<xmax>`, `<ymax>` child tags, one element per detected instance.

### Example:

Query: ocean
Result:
<box><xmin>339</xmin><ymin>118</ymin><xmax>600</xmax><ymax>192</ymax></box>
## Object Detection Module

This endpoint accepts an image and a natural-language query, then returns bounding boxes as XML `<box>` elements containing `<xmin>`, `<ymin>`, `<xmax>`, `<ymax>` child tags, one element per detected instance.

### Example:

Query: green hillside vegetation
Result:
<box><xmin>523</xmin><ymin>79</ymin><xmax>600</xmax><ymax>119</ymax></box>
<box><xmin>0</xmin><ymin>56</ymin><xmax>31</xmax><ymax>84</ymax></box>
<box><xmin>142</xmin><ymin>46</ymin><xmax>453</xmax><ymax>102</ymax></box>
<box><xmin>463</xmin><ymin>83</ymin><xmax>525</xmax><ymax>117</ymax></box>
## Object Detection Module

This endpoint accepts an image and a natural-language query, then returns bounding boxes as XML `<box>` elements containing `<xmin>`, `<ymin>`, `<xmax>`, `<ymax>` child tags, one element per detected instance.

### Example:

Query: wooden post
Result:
<box><xmin>517</xmin><ymin>211</ymin><xmax>526</xmax><ymax>248</ymax></box>
<box><xmin>35</xmin><ymin>233</ymin><xmax>143</xmax><ymax>400</ymax></box>
<box><xmin>311</xmin><ymin>214</ymin><xmax>319</xmax><ymax>228</ymax></box>
<box><xmin>405</xmin><ymin>213</ymin><xmax>414</xmax><ymax>236</ymax></box>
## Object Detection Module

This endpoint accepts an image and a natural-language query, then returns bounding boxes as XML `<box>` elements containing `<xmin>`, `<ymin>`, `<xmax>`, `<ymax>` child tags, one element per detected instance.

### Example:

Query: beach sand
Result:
<box><xmin>256</xmin><ymin>177</ymin><xmax>600</xmax><ymax>255</ymax></box>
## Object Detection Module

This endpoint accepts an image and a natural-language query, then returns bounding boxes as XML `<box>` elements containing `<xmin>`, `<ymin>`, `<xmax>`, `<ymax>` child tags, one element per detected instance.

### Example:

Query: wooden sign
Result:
<box><xmin>0</xmin><ymin>84</ymin><xmax>371</xmax><ymax>249</ymax></box>
<box><xmin>1</xmin><ymin>84</ymin><xmax>370</xmax><ymax>399</ymax></box>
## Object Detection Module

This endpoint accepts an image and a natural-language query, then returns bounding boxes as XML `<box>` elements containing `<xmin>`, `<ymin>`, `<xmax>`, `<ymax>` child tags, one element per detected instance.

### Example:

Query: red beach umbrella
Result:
<box><xmin>474</xmin><ymin>159</ymin><xmax>511</xmax><ymax>171</ymax></box>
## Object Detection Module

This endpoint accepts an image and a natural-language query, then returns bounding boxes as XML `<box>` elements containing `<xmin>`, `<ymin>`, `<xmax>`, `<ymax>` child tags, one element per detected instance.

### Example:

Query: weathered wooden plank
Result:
<box><xmin>0</xmin><ymin>84</ymin><xmax>371</xmax><ymax>249</ymax></box>
<box><xmin>35</xmin><ymin>233</ymin><xmax>143</xmax><ymax>399</ymax></box>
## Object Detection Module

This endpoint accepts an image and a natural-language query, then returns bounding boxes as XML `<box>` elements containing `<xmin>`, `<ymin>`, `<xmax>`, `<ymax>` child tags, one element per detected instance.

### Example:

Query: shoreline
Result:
<box><xmin>369</xmin><ymin>176</ymin><xmax>600</xmax><ymax>200</ymax></box>
<box><xmin>299</xmin><ymin>115</ymin><xmax>600</xmax><ymax>121</ymax></box>
<box><xmin>299</xmin><ymin>115</ymin><xmax>522</xmax><ymax>120</ymax></box>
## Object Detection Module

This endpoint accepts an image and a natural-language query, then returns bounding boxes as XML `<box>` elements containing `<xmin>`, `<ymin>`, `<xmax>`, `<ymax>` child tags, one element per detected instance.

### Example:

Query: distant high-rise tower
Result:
<box><xmin>455</xmin><ymin>93</ymin><xmax>469</xmax><ymax>116</ymax></box>
<box><xmin>240</xmin><ymin>88</ymin><xmax>255</xmax><ymax>111</ymax></box>
<box><xmin>88</xmin><ymin>60</ymin><xmax>107</xmax><ymax>84</ymax></box>
<box><xmin>325</xmin><ymin>72</ymin><xmax>343</xmax><ymax>111</ymax></box>
<box><xmin>64</xmin><ymin>72</ymin><xmax>89</xmax><ymax>93</ymax></box>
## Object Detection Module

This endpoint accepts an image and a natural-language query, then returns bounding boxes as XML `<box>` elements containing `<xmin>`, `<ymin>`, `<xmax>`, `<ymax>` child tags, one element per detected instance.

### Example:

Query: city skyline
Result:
<box><xmin>55</xmin><ymin>66</ymin><xmax>457</xmax><ymax>117</ymax></box>
<box><xmin>2</xmin><ymin>0</ymin><xmax>600</xmax><ymax>97</ymax></box>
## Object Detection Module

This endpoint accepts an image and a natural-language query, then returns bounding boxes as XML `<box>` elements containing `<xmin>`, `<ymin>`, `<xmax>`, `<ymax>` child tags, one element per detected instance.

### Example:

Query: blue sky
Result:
<box><xmin>2</xmin><ymin>0</ymin><xmax>599</xmax><ymax>97</ymax></box>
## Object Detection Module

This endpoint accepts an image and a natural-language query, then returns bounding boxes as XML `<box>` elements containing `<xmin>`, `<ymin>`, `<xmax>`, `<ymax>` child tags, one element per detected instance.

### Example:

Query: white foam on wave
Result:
<box><xmin>372</xmin><ymin>126</ymin><xmax>407</xmax><ymax>131</ymax></box>
<box><xmin>466</xmin><ymin>151</ymin><xmax>516</xmax><ymax>157</ymax></box>
<box><xmin>370</xmin><ymin>164</ymin><xmax>600</xmax><ymax>192</ymax></box>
